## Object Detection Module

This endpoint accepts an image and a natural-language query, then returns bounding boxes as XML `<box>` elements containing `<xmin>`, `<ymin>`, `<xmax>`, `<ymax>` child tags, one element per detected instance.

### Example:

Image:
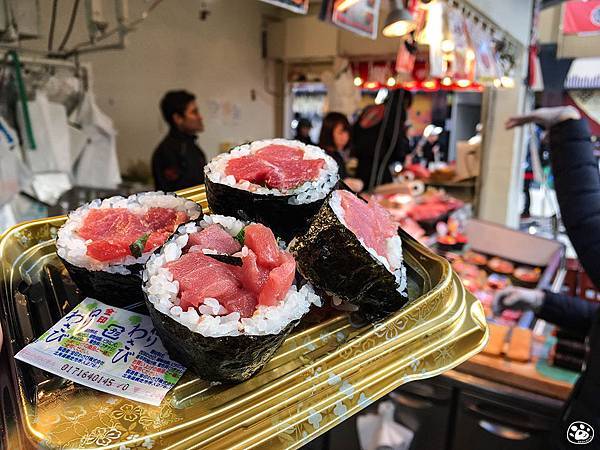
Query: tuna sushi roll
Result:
<box><xmin>57</xmin><ymin>192</ymin><xmax>201</xmax><ymax>307</ymax></box>
<box><xmin>205</xmin><ymin>139</ymin><xmax>339</xmax><ymax>240</ymax></box>
<box><xmin>291</xmin><ymin>190</ymin><xmax>408</xmax><ymax>321</ymax></box>
<box><xmin>142</xmin><ymin>215</ymin><xmax>321</xmax><ymax>382</ymax></box>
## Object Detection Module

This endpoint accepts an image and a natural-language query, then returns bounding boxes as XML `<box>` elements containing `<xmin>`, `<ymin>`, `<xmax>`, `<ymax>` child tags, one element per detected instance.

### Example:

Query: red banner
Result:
<box><xmin>563</xmin><ymin>0</ymin><xmax>600</xmax><ymax>35</ymax></box>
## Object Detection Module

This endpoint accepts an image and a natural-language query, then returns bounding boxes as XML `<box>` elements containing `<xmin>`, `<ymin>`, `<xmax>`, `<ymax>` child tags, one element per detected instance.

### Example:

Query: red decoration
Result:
<box><xmin>563</xmin><ymin>0</ymin><xmax>600</xmax><ymax>35</ymax></box>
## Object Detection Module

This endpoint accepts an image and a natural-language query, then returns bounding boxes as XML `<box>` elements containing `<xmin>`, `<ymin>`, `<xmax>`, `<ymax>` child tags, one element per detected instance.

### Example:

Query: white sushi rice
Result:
<box><xmin>143</xmin><ymin>215</ymin><xmax>321</xmax><ymax>337</ymax></box>
<box><xmin>205</xmin><ymin>138</ymin><xmax>340</xmax><ymax>205</ymax></box>
<box><xmin>56</xmin><ymin>192</ymin><xmax>201</xmax><ymax>274</ymax></box>
<box><xmin>329</xmin><ymin>191</ymin><xmax>408</xmax><ymax>297</ymax></box>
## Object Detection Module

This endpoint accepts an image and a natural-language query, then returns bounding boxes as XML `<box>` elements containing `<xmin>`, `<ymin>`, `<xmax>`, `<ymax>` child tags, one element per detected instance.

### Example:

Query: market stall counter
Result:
<box><xmin>0</xmin><ymin>185</ymin><xmax>487</xmax><ymax>450</ymax></box>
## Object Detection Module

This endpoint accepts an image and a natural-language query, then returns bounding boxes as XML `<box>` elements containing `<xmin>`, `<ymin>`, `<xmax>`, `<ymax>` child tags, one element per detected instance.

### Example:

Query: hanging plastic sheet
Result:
<box><xmin>72</xmin><ymin>92</ymin><xmax>122</xmax><ymax>189</ymax></box>
<box><xmin>423</xmin><ymin>1</ymin><xmax>444</xmax><ymax>78</ymax></box>
<box><xmin>446</xmin><ymin>6</ymin><xmax>475</xmax><ymax>81</ymax></box>
<box><xmin>0</xmin><ymin>117</ymin><xmax>24</xmax><ymax>206</ymax></box>
<box><xmin>356</xmin><ymin>401</ymin><xmax>414</xmax><ymax>450</ymax></box>
<box><xmin>17</xmin><ymin>91</ymin><xmax>73</xmax><ymax>173</ymax></box>
<box><xmin>466</xmin><ymin>19</ymin><xmax>499</xmax><ymax>83</ymax></box>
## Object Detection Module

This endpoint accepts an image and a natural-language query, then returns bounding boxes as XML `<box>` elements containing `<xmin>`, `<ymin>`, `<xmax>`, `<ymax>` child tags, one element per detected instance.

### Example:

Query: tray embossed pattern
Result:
<box><xmin>0</xmin><ymin>186</ymin><xmax>488</xmax><ymax>450</ymax></box>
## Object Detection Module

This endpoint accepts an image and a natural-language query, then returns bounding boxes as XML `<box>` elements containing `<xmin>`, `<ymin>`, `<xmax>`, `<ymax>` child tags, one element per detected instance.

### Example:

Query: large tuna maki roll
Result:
<box><xmin>56</xmin><ymin>192</ymin><xmax>201</xmax><ymax>307</ymax></box>
<box><xmin>205</xmin><ymin>139</ymin><xmax>339</xmax><ymax>240</ymax></box>
<box><xmin>290</xmin><ymin>189</ymin><xmax>408</xmax><ymax>321</ymax></box>
<box><xmin>142</xmin><ymin>214</ymin><xmax>321</xmax><ymax>383</ymax></box>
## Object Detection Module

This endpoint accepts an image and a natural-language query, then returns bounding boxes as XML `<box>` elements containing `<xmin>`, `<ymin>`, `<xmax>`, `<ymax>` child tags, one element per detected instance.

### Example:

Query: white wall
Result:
<box><xmin>30</xmin><ymin>0</ymin><xmax>277</xmax><ymax>170</ymax></box>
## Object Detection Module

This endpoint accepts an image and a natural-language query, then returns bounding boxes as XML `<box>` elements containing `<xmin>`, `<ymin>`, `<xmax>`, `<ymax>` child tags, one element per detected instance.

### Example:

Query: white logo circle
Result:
<box><xmin>567</xmin><ymin>421</ymin><xmax>594</xmax><ymax>445</ymax></box>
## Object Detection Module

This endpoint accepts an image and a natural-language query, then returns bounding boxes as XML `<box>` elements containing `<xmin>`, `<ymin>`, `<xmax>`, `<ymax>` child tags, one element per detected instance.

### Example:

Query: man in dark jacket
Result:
<box><xmin>353</xmin><ymin>89</ymin><xmax>412</xmax><ymax>190</ymax></box>
<box><xmin>495</xmin><ymin>106</ymin><xmax>600</xmax><ymax>449</ymax></box>
<box><xmin>152</xmin><ymin>90</ymin><xmax>207</xmax><ymax>191</ymax></box>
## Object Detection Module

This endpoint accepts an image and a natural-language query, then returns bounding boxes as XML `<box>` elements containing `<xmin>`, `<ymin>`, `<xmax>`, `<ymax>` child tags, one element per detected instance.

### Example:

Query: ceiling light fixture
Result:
<box><xmin>382</xmin><ymin>0</ymin><xmax>416</xmax><ymax>38</ymax></box>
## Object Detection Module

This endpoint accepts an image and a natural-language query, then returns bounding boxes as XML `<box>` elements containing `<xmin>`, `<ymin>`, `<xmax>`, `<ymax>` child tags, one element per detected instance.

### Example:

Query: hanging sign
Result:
<box><xmin>331</xmin><ymin>0</ymin><xmax>381</xmax><ymax>40</ymax></box>
<box><xmin>259</xmin><ymin>0</ymin><xmax>309</xmax><ymax>14</ymax></box>
<box><xmin>563</xmin><ymin>0</ymin><xmax>600</xmax><ymax>35</ymax></box>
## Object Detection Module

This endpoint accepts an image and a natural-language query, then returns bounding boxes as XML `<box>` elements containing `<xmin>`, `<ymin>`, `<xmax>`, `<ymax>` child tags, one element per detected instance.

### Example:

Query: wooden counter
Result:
<box><xmin>455</xmin><ymin>353</ymin><xmax>574</xmax><ymax>400</ymax></box>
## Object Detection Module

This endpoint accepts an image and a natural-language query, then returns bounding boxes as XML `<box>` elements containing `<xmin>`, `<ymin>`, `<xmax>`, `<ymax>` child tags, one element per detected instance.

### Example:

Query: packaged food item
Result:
<box><xmin>15</xmin><ymin>298</ymin><xmax>186</xmax><ymax>406</ymax></box>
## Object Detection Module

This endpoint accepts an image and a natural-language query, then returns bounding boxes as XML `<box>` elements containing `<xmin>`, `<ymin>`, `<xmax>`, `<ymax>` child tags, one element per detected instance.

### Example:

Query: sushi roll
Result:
<box><xmin>290</xmin><ymin>190</ymin><xmax>409</xmax><ymax>321</ymax></box>
<box><xmin>56</xmin><ymin>192</ymin><xmax>201</xmax><ymax>307</ymax></box>
<box><xmin>142</xmin><ymin>215</ymin><xmax>321</xmax><ymax>382</ymax></box>
<box><xmin>205</xmin><ymin>139</ymin><xmax>339</xmax><ymax>240</ymax></box>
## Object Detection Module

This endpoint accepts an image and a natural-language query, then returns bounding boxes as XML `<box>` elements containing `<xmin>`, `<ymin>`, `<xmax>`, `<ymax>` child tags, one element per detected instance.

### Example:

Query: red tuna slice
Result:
<box><xmin>241</xmin><ymin>249</ymin><xmax>270</xmax><ymax>294</ymax></box>
<box><xmin>144</xmin><ymin>230</ymin><xmax>173</xmax><ymax>252</ymax></box>
<box><xmin>186</xmin><ymin>224</ymin><xmax>241</xmax><ymax>254</ymax></box>
<box><xmin>258</xmin><ymin>252</ymin><xmax>296</xmax><ymax>306</ymax></box>
<box><xmin>225</xmin><ymin>144</ymin><xmax>325</xmax><ymax>190</ymax></box>
<box><xmin>220</xmin><ymin>289</ymin><xmax>258</xmax><ymax>318</ymax></box>
<box><xmin>244</xmin><ymin>223</ymin><xmax>280</xmax><ymax>269</ymax></box>
<box><xmin>168</xmin><ymin>253</ymin><xmax>239</xmax><ymax>293</ymax></box>
<box><xmin>86</xmin><ymin>240</ymin><xmax>131</xmax><ymax>262</ymax></box>
<box><xmin>179</xmin><ymin>290</ymin><xmax>204</xmax><ymax>310</ymax></box>
<box><xmin>143</xmin><ymin>208</ymin><xmax>188</xmax><ymax>232</ymax></box>
<box><xmin>78</xmin><ymin>208</ymin><xmax>146</xmax><ymax>241</ymax></box>
<box><xmin>143</xmin><ymin>207</ymin><xmax>177</xmax><ymax>231</ymax></box>
<box><xmin>265</xmin><ymin>158</ymin><xmax>325</xmax><ymax>190</ymax></box>
<box><xmin>338</xmin><ymin>190</ymin><xmax>398</xmax><ymax>261</ymax></box>
<box><xmin>225</xmin><ymin>156</ymin><xmax>275</xmax><ymax>186</ymax></box>
<box><xmin>256</xmin><ymin>144</ymin><xmax>305</xmax><ymax>161</ymax></box>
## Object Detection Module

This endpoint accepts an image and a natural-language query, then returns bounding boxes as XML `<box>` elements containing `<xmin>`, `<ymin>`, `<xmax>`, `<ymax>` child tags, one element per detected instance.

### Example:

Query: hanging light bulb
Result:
<box><xmin>456</xmin><ymin>79</ymin><xmax>471</xmax><ymax>88</ymax></box>
<box><xmin>382</xmin><ymin>0</ymin><xmax>416</xmax><ymax>37</ymax></box>
<box><xmin>500</xmin><ymin>76</ymin><xmax>515</xmax><ymax>88</ymax></box>
<box><xmin>441</xmin><ymin>39</ymin><xmax>455</xmax><ymax>53</ymax></box>
<box><xmin>423</xmin><ymin>80</ymin><xmax>437</xmax><ymax>89</ymax></box>
<box><xmin>353</xmin><ymin>76</ymin><xmax>363</xmax><ymax>86</ymax></box>
<box><xmin>387</xmin><ymin>76</ymin><xmax>397</xmax><ymax>87</ymax></box>
<box><xmin>441</xmin><ymin>77</ymin><xmax>452</xmax><ymax>86</ymax></box>
<box><xmin>493</xmin><ymin>78</ymin><xmax>502</xmax><ymax>88</ymax></box>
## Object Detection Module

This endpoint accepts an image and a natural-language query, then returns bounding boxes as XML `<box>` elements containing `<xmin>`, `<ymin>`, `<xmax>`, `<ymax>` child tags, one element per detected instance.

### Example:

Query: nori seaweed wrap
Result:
<box><xmin>56</xmin><ymin>192</ymin><xmax>201</xmax><ymax>307</ymax></box>
<box><xmin>290</xmin><ymin>190</ymin><xmax>409</xmax><ymax>321</ymax></box>
<box><xmin>204</xmin><ymin>139</ymin><xmax>339</xmax><ymax>240</ymax></box>
<box><xmin>142</xmin><ymin>215</ymin><xmax>321</xmax><ymax>383</ymax></box>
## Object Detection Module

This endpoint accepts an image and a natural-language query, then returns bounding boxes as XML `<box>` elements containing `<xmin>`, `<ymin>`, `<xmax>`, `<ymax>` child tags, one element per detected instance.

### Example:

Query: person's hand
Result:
<box><xmin>493</xmin><ymin>287</ymin><xmax>544</xmax><ymax>316</ymax></box>
<box><xmin>505</xmin><ymin>106</ymin><xmax>581</xmax><ymax>130</ymax></box>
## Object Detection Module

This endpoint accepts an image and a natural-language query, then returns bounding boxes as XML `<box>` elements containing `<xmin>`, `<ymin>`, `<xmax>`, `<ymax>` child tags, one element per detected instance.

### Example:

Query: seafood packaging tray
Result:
<box><xmin>0</xmin><ymin>185</ymin><xmax>487</xmax><ymax>450</ymax></box>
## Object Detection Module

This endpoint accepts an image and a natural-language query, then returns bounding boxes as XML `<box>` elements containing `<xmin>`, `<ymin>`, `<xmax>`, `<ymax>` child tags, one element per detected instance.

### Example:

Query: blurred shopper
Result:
<box><xmin>494</xmin><ymin>106</ymin><xmax>600</xmax><ymax>449</ymax></box>
<box><xmin>294</xmin><ymin>118</ymin><xmax>314</xmax><ymax>145</ymax></box>
<box><xmin>353</xmin><ymin>90</ymin><xmax>412</xmax><ymax>190</ymax></box>
<box><xmin>318</xmin><ymin>112</ymin><xmax>363</xmax><ymax>192</ymax></box>
<box><xmin>152</xmin><ymin>90</ymin><xmax>207</xmax><ymax>191</ymax></box>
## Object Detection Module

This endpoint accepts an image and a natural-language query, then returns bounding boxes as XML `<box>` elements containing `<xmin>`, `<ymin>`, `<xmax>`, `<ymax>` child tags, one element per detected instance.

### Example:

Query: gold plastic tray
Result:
<box><xmin>0</xmin><ymin>186</ymin><xmax>487</xmax><ymax>450</ymax></box>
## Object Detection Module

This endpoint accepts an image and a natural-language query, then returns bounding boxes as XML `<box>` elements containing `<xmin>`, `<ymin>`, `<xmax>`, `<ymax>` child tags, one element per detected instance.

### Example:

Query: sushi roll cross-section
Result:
<box><xmin>291</xmin><ymin>190</ymin><xmax>409</xmax><ymax>321</ymax></box>
<box><xmin>143</xmin><ymin>215</ymin><xmax>321</xmax><ymax>382</ymax></box>
<box><xmin>56</xmin><ymin>192</ymin><xmax>201</xmax><ymax>307</ymax></box>
<box><xmin>205</xmin><ymin>139</ymin><xmax>340</xmax><ymax>240</ymax></box>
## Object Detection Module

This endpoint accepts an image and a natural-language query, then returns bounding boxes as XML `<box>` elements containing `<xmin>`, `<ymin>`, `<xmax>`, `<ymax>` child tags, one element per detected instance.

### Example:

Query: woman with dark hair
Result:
<box><xmin>319</xmin><ymin>112</ymin><xmax>350</xmax><ymax>178</ymax></box>
<box><xmin>318</xmin><ymin>112</ymin><xmax>363</xmax><ymax>192</ymax></box>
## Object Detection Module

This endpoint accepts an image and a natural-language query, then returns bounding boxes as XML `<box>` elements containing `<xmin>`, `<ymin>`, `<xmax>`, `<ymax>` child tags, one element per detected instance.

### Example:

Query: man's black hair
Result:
<box><xmin>160</xmin><ymin>90</ymin><xmax>196</xmax><ymax>129</ymax></box>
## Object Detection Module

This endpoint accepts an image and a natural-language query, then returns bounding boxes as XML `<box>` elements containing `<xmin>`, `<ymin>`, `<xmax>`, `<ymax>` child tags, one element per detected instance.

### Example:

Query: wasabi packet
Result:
<box><xmin>15</xmin><ymin>298</ymin><xmax>186</xmax><ymax>406</ymax></box>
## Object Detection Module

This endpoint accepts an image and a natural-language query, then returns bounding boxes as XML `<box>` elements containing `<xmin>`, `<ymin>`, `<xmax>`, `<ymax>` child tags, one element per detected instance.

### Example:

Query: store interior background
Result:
<box><xmin>2</xmin><ymin>2</ymin><xmax>600</xmax><ymax>449</ymax></box>
<box><xmin>3</xmin><ymin>0</ymin><xmax>598</xmax><ymax>232</ymax></box>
